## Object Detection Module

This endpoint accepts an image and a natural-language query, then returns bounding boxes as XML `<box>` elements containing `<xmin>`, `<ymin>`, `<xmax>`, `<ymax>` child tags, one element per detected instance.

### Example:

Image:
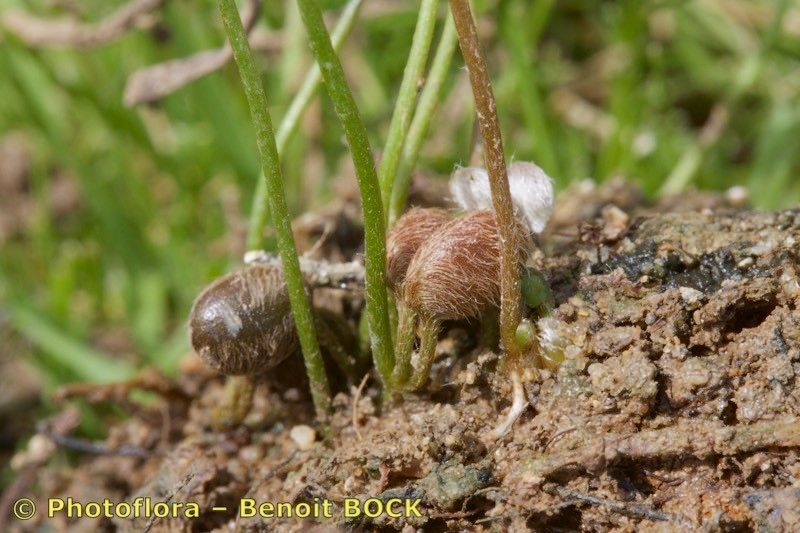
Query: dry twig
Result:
<box><xmin>543</xmin><ymin>484</ymin><xmax>692</xmax><ymax>526</ymax></box>
<box><xmin>449</xmin><ymin>0</ymin><xmax>523</xmax><ymax>364</ymax></box>
<box><xmin>123</xmin><ymin>0</ymin><xmax>268</xmax><ymax>106</ymax></box>
<box><xmin>38</xmin><ymin>426</ymin><xmax>150</xmax><ymax>458</ymax></box>
<box><xmin>352</xmin><ymin>372</ymin><xmax>370</xmax><ymax>440</ymax></box>
<box><xmin>244</xmin><ymin>250</ymin><xmax>365</xmax><ymax>291</ymax></box>
<box><xmin>53</xmin><ymin>368</ymin><xmax>189</xmax><ymax>404</ymax></box>
<box><xmin>2</xmin><ymin>0</ymin><xmax>165</xmax><ymax>47</ymax></box>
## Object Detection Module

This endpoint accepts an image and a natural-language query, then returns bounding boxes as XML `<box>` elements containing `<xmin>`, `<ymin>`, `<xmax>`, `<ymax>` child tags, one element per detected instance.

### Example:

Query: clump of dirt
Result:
<box><xmin>5</xmin><ymin>181</ymin><xmax>800</xmax><ymax>532</ymax></box>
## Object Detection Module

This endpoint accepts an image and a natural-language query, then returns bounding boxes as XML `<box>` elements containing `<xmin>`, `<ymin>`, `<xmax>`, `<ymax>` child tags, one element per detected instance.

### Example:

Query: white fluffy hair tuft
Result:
<box><xmin>449</xmin><ymin>161</ymin><xmax>554</xmax><ymax>234</ymax></box>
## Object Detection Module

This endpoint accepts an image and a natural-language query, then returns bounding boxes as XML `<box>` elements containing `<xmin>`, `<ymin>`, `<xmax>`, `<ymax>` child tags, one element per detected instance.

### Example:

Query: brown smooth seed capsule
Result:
<box><xmin>403</xmin><ymin>210</ymin><xmax>532</xmax><ymax>320</ymax></box>
<box><xmin>189</xmin><ymin>264</ymin><xmax>298</xmax><ymax>376</ymax></box>
<box><xmin>386</xmin><ymin>207</ymin><xmax>452</xmax><ymax>290</ymax></box>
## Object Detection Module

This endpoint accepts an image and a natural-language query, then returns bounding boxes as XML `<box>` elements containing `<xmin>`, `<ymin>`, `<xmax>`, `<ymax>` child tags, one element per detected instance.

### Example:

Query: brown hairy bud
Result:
<box><xmin>189</xmin><ymin>264</ymin><xmax>298</xmax><ymax>376</ymax></box>
<box><xmin>404</xmin><ymin>210</ymin><xmax>532</xmax><ymax>320</ymax></box>
<box><xmin>386</xmin><ymin>207</ymin><xmax>452</xmax><ymax>289</ymax></box>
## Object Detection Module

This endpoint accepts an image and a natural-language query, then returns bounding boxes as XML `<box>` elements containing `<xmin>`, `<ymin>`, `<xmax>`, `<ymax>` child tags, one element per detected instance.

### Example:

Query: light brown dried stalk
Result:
<box><xmin>522</xmin><ymin>418</ymin><xmax>800</xmax><ymax>482</ymax></box>
<box><xmin>2</xmin><ymin>0</ymin><xmax>165</xmax><ymax>48</ymax></box>
<box><xmin>549</xmin><ymin>88</ymin><xmax>616</xmax><ymax>142</ymax></box>
<box><xmin>448</xmin><ymin>0</ymin><xmax>523</xmax><ymax>365</ymax></box>
<box><xmin>123</xmin><ymin>0</ymin><xmax>264</xmax><ymax>106</ymax></box>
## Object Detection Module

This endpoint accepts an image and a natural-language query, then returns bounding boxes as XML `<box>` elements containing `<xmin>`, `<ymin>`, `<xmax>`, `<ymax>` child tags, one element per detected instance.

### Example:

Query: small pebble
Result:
<box><xmin>290</xmin><ymin>425</ymin><xmax>316</xmax><ymax>451</ymax></box>
<box><xmin>463</xmin><ymin>365</ymin><xmax>478</xmax><ymax>385</ymax></box>
<box><xmin>725</xmin><ymin>185</ymin><xmax>749</xmax><ymax>206</ymax></box>
<box><xmin>679</xmin><ymin>286</ymin><xmax>704</xmax><ymax>305</ymax></box>
<box><xmin>601</xmin><ymin>204</ymin><xmax>630</xmax><ymax>227</ymax></box>
<box><xmin>750</xmin><ymin>241</ymin><xmax>776</xmax><ymax>256</ymax></box>
<box><xmin>239</xmin><ymin>445</ymin><xmax>262</xmax><ymax>463</ymax></box>
<box><xmin>283</xmin><ymin>388</ymin><xmax>301</xmax><ymax>402</ymax></box>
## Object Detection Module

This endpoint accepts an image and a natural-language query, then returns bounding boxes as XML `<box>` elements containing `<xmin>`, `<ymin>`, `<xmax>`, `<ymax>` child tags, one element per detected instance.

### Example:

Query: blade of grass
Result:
<box><xmin>295</xmin><ymin>0</ymin><xmax>394</xmax><ymax>386</ymax></box>
<box><xmin>218</xmin><ymin>0</ymin><xmax>330</xmax><ymax>416</ymax></box>
<box><xmin>595</xmin><ymin>0</ymin><xmax>647</xmax><ymax>181</ymax></box>
<box><xmin>377</xmin><ymin>0</ymin><xmax>440</xmax><ymax>217</ymax></box>
<box><xmin>246</xmin><ymin>0</ymin><xmax>364</xmax><ymax>250</ymax></box>
<box><xmin>278</xmin><ymin>1</ymin><xmax>310</xmax><ymax>211</ymax></box>
<box><xmin>6</xmin><ymin>305</ymin><xmax>135</xmax><ymax>383</ymax></box>
<box><xmin>279</xmin><ymin>0</ymin><xmax>307</xmax><ymax>94</ymax></box>
<box><xmin>499</xmin><ymin>0</ymin><xmax>558</xmax><ymax>177</ymax></box>
<box><xmin>747</xmin><ymin>102</ymin><xmax>800</xmax><ymax>208</ymax></box>
<box><xmin>660</xmin><ymin>0</ymin><xmax>790</xmax><ymax>195</ymax></box>
<box><xmin>389</xmin><ymin>13</ymin><xmax>458</xmax><ymax>223</ymax></box>
<box><xmin>148</xmin><ymin>327</ymin><xmax>192</xmax><ymax>375</ymax></box>
<box><xmin>5</xmin><ymin>45</ymin><xmax>157</xmax><ymax>273</ymax></box>
<box><xmin>131</xmin><ymin>271</ymin><xmax>167</xmax><ymax>354</ymax></box>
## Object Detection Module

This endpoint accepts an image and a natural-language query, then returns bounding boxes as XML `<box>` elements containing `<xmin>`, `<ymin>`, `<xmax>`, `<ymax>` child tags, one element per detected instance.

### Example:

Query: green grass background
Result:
<box><xmin>1</xmin><ymin>0</ymin><xmax>799</xmax><ymax>396</ymax></box>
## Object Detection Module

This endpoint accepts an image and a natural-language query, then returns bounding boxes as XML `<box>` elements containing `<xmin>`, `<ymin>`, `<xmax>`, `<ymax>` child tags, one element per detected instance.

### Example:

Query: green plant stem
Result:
<box><xmin>406</xmin><ymin>315</ymin><xmax>440</xmax><ymax>390</ymax></box>
<box><xmin>246</xmin><ymin>0</ymin><xmax>363</xmax><ymax>250</ymax></box>
<box><xmin>279</xmin><ymin>1</ymin><xmax>306</xmax><ymax>94</ymax></box>
<box><xmin>449</xmin><ymin>0</ymin><xmax>524</xmax><ymax>366</ymax></box>
<box><xmin>378</xmin><ymin>0</ymin><xmax>440</xmax><ymax>216</ymax></box>
<box><xmin>296</xmin><ymin>0</ymin><xmax>394</xmax><ymax>386</ymax></box>
<box><xmin>390</xmin><ymin>302</ymin><xmax>418</xmax><ymax>387</ymax></box>
<box><xmin>314</xmin><ymin>312</ymin><xmax>359</xmax><ymax>382</ymax></box>
<box><xmin>218</xmin><ymin>0</ymin><xmax>330</xmax><ymax>417</ymax></box>
<box><xmin>389</xmin><ymin>13</ymin><xmax>458</xmax><ymax>224</ymax></box>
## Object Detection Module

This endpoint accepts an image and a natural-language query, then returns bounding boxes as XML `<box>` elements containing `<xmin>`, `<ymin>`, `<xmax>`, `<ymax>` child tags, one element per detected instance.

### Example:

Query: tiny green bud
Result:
<box><xmin>521</xmin><ymin>267</ymin><xmax>552</xmax><ymax>311</ymax></box>
<box><xmin>515</xmin><ymin>319</ymin><xmax>536</xmax><ymax>349</ymax></box>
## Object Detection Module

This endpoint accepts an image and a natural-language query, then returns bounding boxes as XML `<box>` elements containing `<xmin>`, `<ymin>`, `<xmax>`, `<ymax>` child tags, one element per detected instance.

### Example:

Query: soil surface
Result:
<box><xmin>5</xmin><ymin>179</ymin><xmax>800</xmax><ymax>532</ymax></box>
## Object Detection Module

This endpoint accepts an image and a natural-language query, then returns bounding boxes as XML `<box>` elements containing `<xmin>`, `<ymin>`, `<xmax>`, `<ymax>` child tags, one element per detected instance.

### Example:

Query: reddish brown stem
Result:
<box><xmin>448</xmin><ymin>0</ymin><xmax>523</xmax><ymax>364</ymax></box>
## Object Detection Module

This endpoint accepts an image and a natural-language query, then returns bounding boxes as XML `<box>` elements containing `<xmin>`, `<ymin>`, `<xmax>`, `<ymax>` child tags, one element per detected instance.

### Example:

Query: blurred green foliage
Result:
<box><xmin>1</xmin><ymin>0</ymin><xmax>799</xmax><ymax>393</ymax></box>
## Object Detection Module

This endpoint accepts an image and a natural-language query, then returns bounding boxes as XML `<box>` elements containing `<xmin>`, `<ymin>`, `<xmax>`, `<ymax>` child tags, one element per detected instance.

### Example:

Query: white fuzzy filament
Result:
<box><xmin>450</xmin><ymin>161</ymin><xmax>554</xmax><ymax>234</ymax></box>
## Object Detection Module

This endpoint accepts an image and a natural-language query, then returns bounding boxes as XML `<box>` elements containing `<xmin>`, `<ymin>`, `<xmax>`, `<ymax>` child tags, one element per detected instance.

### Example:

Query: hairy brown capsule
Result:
<box><xmin>189</xmin><ymin>264</ymin><xmax>298</xmax><ymax>376</ymax></box>
<box><xmin>403</xmin><ymin>210</ymin><xmax>532</xmax><ymax>320</ymax></box>
<box><xmin>386</xmin><ymin>207</ymin><xmax>451</xmax><ymax>289</ymax></box>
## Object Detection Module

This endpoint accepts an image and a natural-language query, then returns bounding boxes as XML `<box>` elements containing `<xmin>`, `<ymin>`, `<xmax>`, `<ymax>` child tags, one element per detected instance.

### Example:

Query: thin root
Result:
<box><xmin>352</xmin><ymin>373</ymin><xmax>370</xmax><ymax>440</ymax></box>
<box><xmin>485</xmin><ymin>369</ymin><xmax>527</xmax><ymax>440</ymax></box>
<box><xmin>542</xmin><ymin>484</ymin><xmax>693</xmax><ymax>526</ymax></box>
